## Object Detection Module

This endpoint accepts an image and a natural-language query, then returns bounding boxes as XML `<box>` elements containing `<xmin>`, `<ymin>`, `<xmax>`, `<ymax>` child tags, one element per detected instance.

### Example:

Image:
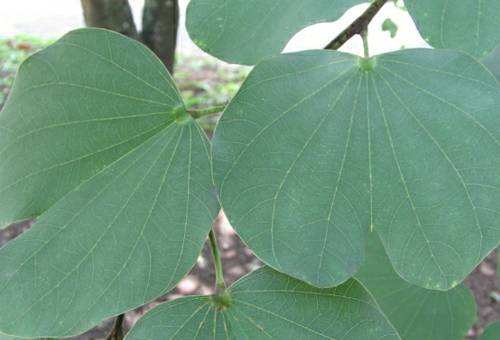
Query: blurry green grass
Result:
<box><xmin>0</xmin><ymin>35</ymin><xmax>249</xmax><ymax>130</ymax></box>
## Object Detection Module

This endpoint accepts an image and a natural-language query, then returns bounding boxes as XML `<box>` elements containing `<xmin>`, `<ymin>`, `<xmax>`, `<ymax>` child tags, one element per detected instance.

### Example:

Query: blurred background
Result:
<box><xmin>0</xmin><ymin>1</ymin><xmax>496</xmax><ymax>339</ymax></box>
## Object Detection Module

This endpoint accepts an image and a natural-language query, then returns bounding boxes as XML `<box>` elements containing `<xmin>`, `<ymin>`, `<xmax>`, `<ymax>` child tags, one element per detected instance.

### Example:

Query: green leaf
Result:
<box><xmin>0</xmin><ymin>334</ymin><xmax>18</xmax><ymax>340</ymax></box>
<box><xmin>483</xmin><ymin>46</ymin><xmax>500</xmax><ymax>81</ymax></box>
<box><xmin>405</xmin><ymin>0</ymin><xmax>500</xmax><ymax>57</ymax></box>
<box><xmin>186</xmin><ymin>0</ymin><xmax>365</xmax><ymax>65</ymax></box>
<box><xmin>0</xmin><ymin>337</ymin><xmax>51</xmax><ymax>340</ymax></box>
<box><xmin>481</xmin><ymin>321</ymin><xmax>500</xmax><ymax>340</ymax></box>
<box><xmin>0</xmin><ymin>28</ymin><xmax>183</xmax><ymax>228</ymax></box>
<box><xmin>125</xmin><ymin>267</ymin><xmax>400</xmax><ymax>340</ymax></box>
<box><xmin>0</xmin><ymin>29</ymin><xmax>219</xmax><ymax>337</ymax></box>
<box><xmin>356</xmin><ymin>233</ymin><xmax>476</xmax><ymax>340</ymax></box>
<box><xmin>213</xmin><ymin>49</ymin><xmax>500</xmax><ymax>289</ymax></box>
<box><xmin>0</xmin><ymin>334</ymin><xmax>52</xmax><ymax>340</ymax></box>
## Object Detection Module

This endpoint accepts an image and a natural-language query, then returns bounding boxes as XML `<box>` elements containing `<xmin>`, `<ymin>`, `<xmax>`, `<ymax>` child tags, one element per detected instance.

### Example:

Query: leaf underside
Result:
<box><xmin>187</xmin><ymin>0</ymin><xmax>500</xmax><ymax>64</ymax></box>
<box><xmin>483</xmin><ymin>46</ymin><xmax>500</xmax><ymax>81</ymax></box>
<box><xmin>213</xmin><ymin>49</ymin><xmax>500</xmax><ymax>290</ymax></box>
<box><xmin>356</xmin><ymin>233</ymin><xmax>476</xmax><ymax>340</ymax></box>
<box><xmin>0</xmin><ymin>29</ymin><xmax>219</xmax><ymax>337</ymax></box>
<box><xmin>186</xmin><ymin>0</ymin><xmax>365</xmax><ymax>65</ymax></box>
<box><xmin>405</xmin><ymin>0</ymin><xmax>500</xmax><ymax>57</ymax></box>
<box><xmin>125</xmin><ymin>267</ymin><xmax>399</xmax><ymax>340</ymax></box>
<box><xmin>0</xmin><ymin>334</ymin><xmax>18</xmax><ymax>340</ymax></box>
<box><xmin>0</xmin><ymin>28</ymin><xmax>181</xmax><ymax>228</ymax></box>
<box><xmin>481</xmin><ymin>321</ymin><xmax>500</xmax><ymax>340</ymax></box>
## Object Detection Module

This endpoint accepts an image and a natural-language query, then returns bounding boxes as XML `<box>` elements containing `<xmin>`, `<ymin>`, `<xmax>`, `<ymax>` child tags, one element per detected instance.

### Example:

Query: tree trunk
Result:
<box><xmin>80</xmin><ymin>0</ymin><xmax>179</xmax><ymax>74</ymax></box>
<box><xmin>80</xmin><ymin>0</ymin><xmax>139</xmax><ymax>41</ymax></box>
<box><xmin>142</xmin><ymin>0</ymin><xmax>179</xmax><ymax>73</ymax></box>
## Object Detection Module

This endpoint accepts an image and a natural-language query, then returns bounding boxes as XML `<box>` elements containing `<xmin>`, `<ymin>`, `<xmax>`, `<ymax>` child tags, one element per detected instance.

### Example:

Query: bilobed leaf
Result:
<box><xmin>405</xmin><ymin>0</ymin><xmax>500</xmax><ymax>57</ymax></box>
<box><xmin>125</xmin><ymin>267</ymin><xmax>400</xmax><ymax>340</ymax></box>
<box><xmin>356</xmin><ymin>233</ymin><xmax>476</xmax><ymax>340</ymax></box>
<box><xmin>213</xmin><ymin>49</ymin><xmax>500</xmax><ymax>290</ymax></box>
<box><xmin>481</xmin><ymin>321</ymin><xmax>500</xmax><ymax>340</ymax></box>
<box><xmin>0</xmin><ymin>29</ymin><xmax>219</xmax><ymax>337</ymax></box>
<box><xmin>186</xmin><ymin>0</ymin><xmax>365</xmax><ymax>65</ymax></box>
<box><xmin>0</xmin><ymin>28</ymin><xmax>182</xmax><ymax>228</ymax></box>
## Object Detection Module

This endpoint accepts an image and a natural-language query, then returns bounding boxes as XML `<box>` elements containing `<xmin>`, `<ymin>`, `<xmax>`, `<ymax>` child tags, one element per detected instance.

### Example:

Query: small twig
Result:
<box><xmin>187</xmin><ymin>104</ymin><xmax>227</xmax><ymax>119</ymax></box>
<box><xmin>325</xmin><ymin>0</ymin><xmax>389</xmax><ymax>50</ymax></box>
<box><xmin>106</xmin><ymin>314</ymin><xmax>124</xmax><ymax>340</ymax></box>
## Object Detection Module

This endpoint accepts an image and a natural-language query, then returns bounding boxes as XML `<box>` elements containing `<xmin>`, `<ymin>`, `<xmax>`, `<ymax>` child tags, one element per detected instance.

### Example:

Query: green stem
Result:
<box><xmin>362</xmin><ymin>30</ymin><xmax>370</xmax><ymax>58</ymax></box>
<box><xmin>187</xmin><ymin>105</ymin><xmax>226</xmax><ymax>119</ymax></box>
<box><xmin>208</xmin><ymin>229</ymin><xmax>226</xmax><ymax>292</ymax></box>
